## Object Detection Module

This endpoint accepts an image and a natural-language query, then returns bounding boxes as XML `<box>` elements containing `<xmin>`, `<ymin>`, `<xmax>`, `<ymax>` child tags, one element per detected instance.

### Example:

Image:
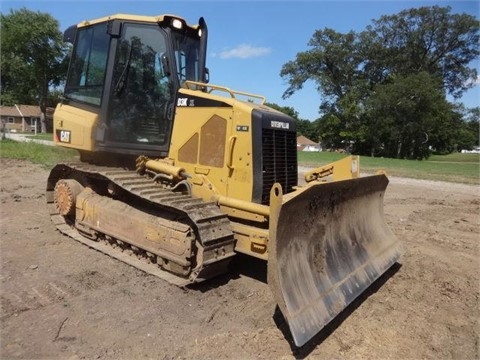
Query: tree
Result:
<box><xmin>265</xmin><ymin>102</ymin><xmax>319</xmax><ymax>141</ymax></box>
<box><xmin>464</xmin><ymin>107</ymin><xmax>480</xmax><ymax>148</ymax></box>
<box><xmin>280</xmin><ymin>6</ymin><xmax>479</xmax><ymax>158</ymax></box>
<box><xmin>448</xmin><ymin>106</ymin><xmax>480</xmax><ymax>152</ymax></box>
<box><xmin>281</xmin><ymin>29</ymin><xmax>365</xmax><ymax>111</ymax></box>
<box><xmin>1</xmin><ymin>8</ymin><xmax>68</xmax><ymax>132</ymax></box>
<box><xmin>315</xmin><ymin>113</ymin><xmax>344</xmax><ymax>150</ymax></box>
<box><xmin>365</xmin><ymin>72</ymin><xmax>453</xmax><ymax>159</ymax></box>
<box><xmin>364</xmin><ymin>6</ymin><xmax>480</xmax><ymax>98</ymax></box>
<box><xmin>265</xmin><ymin>103</ymin><xmax>299</xmax><ymax>119</ymax></box>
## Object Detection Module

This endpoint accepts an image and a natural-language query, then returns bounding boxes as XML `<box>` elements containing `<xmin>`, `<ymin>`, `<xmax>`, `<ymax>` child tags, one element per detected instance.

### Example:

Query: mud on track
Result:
<box><xmin>1</xmin><ymin>158</ymin><xmax>478</xmax><ymax>359</ymax></box>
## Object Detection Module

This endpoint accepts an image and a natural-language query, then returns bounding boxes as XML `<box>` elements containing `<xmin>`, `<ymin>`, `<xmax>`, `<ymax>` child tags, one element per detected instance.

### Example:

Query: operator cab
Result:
<box><xmin>63</xmin><ymin>14</ymin><xmax>208</xmax><ymax>156</ymax></box>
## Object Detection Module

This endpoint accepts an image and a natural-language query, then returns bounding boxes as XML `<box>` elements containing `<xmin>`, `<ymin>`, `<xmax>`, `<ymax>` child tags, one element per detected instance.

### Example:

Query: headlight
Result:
<box><xmin>172</xmin><ymin>19</ymin><xmax>183</xmax><ymax>30</ymax></box>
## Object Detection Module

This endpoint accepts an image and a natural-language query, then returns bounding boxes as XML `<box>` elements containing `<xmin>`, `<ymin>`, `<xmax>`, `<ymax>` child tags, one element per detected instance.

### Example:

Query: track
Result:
<box><xmin>46</xmin><ymin>162</ymin><xmax>236</xmax><ymax>286</ymax></box>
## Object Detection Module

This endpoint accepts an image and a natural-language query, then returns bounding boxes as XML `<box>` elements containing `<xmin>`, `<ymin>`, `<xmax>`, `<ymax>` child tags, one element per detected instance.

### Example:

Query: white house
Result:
<box><xmin>297</xmin><ymin>135</ymin><xmax>322</xmax><ymax>152</ymax></box>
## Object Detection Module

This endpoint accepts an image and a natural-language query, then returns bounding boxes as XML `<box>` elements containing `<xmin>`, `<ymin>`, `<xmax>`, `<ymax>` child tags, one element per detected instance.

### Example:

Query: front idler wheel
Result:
<box><xmin>53</xmin><ymin>179</ymin><xmax>85</xmax><ymax>216</ymax></box>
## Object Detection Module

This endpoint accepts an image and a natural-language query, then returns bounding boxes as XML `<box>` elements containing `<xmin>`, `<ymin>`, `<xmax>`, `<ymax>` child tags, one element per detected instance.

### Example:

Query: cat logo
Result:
<box><xmin>57</xmin><ymin>130</ymin><xmax>71</xmax><ymax>143</ymax></box>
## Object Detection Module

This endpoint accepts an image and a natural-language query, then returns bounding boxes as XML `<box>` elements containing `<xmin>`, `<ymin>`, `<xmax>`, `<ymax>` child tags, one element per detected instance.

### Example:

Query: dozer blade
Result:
<box><xmin>268</xmin><ymin>174</ymin><xmax>403</xmax><ymax>347</ymax></box>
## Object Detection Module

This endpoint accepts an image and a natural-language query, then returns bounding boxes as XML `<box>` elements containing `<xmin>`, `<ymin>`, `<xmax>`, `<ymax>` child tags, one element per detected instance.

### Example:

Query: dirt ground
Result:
<box><xmin>1</xmin><ymin>158</ymin><xmax>478</xmax><ymax>359</ymax></box>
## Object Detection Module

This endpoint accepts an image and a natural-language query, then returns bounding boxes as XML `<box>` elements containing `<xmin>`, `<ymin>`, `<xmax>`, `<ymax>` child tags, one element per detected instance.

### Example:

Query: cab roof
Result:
<box><xmin>77</xmin><ymin>13</ymin><xmax>199</xmax><ymax>29</ymax></box>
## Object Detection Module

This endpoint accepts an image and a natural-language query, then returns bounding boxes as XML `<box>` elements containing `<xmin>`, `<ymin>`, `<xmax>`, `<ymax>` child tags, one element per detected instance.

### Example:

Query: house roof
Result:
<box><xmin>0</xmin><ymin>105</ymin><xmax>55</xmax><ymax>118</ymax></box>
<box><xmin>297</xmin><ymin>135</ymin><xmax>318</xmax><ymax>146</ymax></box>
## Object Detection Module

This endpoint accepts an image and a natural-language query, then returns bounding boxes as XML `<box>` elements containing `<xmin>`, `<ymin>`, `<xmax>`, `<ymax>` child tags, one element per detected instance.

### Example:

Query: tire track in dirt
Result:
<box><xmin>1</xmin><ymin>270</ymin><xmax>119</xmax><ymax>319</ymax></box>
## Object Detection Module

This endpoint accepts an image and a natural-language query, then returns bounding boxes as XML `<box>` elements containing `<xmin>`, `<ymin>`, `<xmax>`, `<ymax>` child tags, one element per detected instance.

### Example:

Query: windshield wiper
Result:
<box><xmin>114</xmin><ymin>45</ymin><xmax>133</xmax><ymax>96</ymax></box>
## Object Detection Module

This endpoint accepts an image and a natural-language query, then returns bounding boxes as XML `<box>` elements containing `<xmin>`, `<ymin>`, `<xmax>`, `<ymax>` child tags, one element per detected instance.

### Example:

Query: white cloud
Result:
<box><xmin>218</xmin><ymin>44</ymin><xmax>271</xmax><ymax>59</ymax></box>
<box><xmin>465</xmin><ymin>75</ymin><xmax>480</xmax><ymax>87</ymax></box>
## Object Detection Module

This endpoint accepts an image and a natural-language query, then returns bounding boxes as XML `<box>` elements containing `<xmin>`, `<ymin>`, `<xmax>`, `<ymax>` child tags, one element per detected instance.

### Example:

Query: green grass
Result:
<box><xmin>23</xmin><ymin>132</ymin><xmax>55</xmax><ymax>141</ymax></box>
<box><xmin>298</xmin><ymin>151</ymin><xmax>479</xmax><ymax>185</ymax></box>
<box><xmin>428</xmin><ymin>152</ymin><xmax>480</xmax><ymax>163</ymax></box>
<box><xmin>0</xmin><ymin>138</ymin><xmax>78</xmax><ymax>169</ymax></box>
<box><xmin>0</xmin><ymin>138</ymin><xmax>478</xmax><ymax>184</ymax></box>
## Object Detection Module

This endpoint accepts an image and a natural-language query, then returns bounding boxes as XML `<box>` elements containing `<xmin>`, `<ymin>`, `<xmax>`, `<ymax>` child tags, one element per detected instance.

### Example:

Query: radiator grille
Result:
<box><xmin>261</xmin><ymin>129</ymin><xmax>297</xmax><ymax>204</ymax></box>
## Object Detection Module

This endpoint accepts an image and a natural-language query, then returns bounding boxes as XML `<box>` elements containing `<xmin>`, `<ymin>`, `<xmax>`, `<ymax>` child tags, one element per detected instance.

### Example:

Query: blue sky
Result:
<box><xmin>2</xmin><ymin>0</ymin><xmax>479</xmax><ymax>120</ymax></box>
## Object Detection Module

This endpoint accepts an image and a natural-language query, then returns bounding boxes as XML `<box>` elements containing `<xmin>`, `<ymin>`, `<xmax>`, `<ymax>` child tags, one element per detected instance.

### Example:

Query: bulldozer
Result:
<box><xmin>47</xmin><ymin>13</ymin><xmax>403</xmax><ymax>347</ymax></box>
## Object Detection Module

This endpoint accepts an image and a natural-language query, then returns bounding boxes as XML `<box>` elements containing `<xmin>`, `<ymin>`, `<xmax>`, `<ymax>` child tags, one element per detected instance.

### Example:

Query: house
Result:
<box><xmin>297</xmin><ymin>135</ymin><xmax>322</xmax><ymax>152</ymax></box>
<box><xmin>0</xmin><ymin>105</ymin><xmax>54</xmax><ymax>132</ymax></box>
<box><xmin>461</xmin><ymin>146</ymin><xmax>480</xmax><ymax>154</ymax></box>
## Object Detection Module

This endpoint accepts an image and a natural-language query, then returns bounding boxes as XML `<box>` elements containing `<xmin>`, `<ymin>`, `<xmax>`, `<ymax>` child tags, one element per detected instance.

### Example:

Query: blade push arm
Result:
<box><xmin>304</xmin><ymin>155</ymin><xmax>360</xmax><ymax>183</ymax></box>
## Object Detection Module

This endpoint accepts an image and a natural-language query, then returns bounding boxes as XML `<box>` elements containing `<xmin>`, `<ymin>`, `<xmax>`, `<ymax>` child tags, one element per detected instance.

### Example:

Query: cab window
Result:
<box><xmin>65</xmin><ymin>23</ymin><xmax>110</xmax><ymax>106</ymax></box>
<box><xmin>107</xmin><ymin>23</ymin><xmax>173</xmax><ymax>145</ymax></box>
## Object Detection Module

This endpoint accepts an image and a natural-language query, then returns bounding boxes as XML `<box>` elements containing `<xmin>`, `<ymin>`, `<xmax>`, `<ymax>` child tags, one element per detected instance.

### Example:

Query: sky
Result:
<box><xmin>2</xmin><ymin>0</ymin><xmax>479</xmax><ymax>120</ymax></box>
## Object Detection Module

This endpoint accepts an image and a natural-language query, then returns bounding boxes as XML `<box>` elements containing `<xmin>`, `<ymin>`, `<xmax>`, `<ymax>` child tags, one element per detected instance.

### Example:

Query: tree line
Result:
<box><xmin>1</xmin><ymin>6</ymin><xmax>479</xmax><ymax>158</ymax></box>
<box><xmin>279</xmin><ymin>5</ymin><xmax>479</xmax><ymax>159</ymax></box>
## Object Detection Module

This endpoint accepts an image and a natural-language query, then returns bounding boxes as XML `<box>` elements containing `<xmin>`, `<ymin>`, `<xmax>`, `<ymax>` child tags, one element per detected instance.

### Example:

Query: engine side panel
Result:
<box><xmin>168</xmin><ymin>89</ymin><xmax>234</xmax><ymax>200</ymax></box>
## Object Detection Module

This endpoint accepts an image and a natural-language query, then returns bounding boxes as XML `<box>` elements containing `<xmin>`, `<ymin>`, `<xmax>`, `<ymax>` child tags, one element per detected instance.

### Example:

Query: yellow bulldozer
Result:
<box><xmin>47</xmin><ymin>13</ymin><xmax>403</xmax><ymax>347</ymax></box>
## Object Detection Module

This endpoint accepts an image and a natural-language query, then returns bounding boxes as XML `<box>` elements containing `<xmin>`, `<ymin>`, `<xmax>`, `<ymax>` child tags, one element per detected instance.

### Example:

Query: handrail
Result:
<box><xmin>226</xmin><ymin>135</ymin><xmax>237</xmax><ymax>170</ymax></box>
<box><xmin>184</xmin><ymin>80</ymin><xmax>266</xmax><ymax>104</ymax></box>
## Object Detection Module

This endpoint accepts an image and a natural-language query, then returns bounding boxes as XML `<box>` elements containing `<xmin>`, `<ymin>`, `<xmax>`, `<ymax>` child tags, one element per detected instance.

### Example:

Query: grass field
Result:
<box><xmin>0</xmin><ymin>138</ymin><xmax>478</xmax><ymax>184</ymax></box>
<box><xmin>0</xmin><ymin>139</ymin><xmax>78</xmax><ymax>169</ymax></box>
<box><xmin>299</xmin><ymin>151</ymin><xmax>479</xmax><ymax>184</ymax></box>
<box><xmin>24</xmin><ymin>132</ymin><xmax>55</xmax><ymax>141</ymax></box>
